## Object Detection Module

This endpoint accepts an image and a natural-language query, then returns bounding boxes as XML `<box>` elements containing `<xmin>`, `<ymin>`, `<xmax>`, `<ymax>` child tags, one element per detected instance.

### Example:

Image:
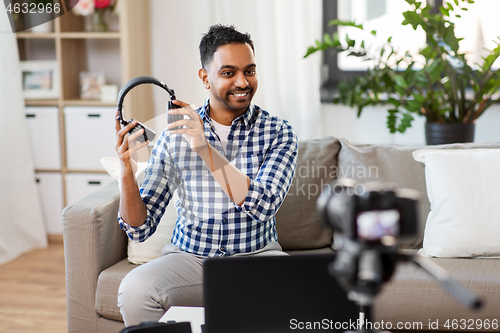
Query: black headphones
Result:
<box><xmin>117</xmin><ymin>76</ymin><xmax>177</xmax><ymax>142</ymax></box>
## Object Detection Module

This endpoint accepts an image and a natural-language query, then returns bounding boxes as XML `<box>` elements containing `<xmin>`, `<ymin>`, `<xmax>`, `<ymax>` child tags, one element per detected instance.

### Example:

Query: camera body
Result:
<box><xmin>317</xmin><ymin>178</ymin><xmax>481</xmax><ymax>317</ymax></box>
<box><xmin>317</xmin><ymin>178</ymin><xmax>419</xmax><ymax>244</ymax></box>
<box><xmin>317</xmin><ymin>178</ymin><xmax>420</xmax><ymax>301</ymax></box>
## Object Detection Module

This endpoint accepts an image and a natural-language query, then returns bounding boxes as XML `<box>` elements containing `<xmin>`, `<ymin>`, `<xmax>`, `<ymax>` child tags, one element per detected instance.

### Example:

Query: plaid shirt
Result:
<box><xmin>119</xmin><ymin>99</ymin><xmax>298</xmax><ymax>257</ymax></box>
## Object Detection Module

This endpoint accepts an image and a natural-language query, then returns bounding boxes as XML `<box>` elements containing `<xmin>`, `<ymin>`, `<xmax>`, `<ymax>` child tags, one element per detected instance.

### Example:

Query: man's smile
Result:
<box><xmin>229</xmin><ymin>91</ymin><xmax>250</xmax><ymax>100</ymax></box>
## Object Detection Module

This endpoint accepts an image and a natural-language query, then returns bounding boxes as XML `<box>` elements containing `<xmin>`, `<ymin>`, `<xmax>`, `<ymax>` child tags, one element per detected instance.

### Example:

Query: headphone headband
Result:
<box><xmin>117</xmin><ymin>76</ymin><xmax>176</xmax><ymax>122</ymax></box>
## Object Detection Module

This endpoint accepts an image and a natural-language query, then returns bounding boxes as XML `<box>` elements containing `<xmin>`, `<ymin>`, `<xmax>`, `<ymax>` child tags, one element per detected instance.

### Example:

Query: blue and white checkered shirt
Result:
<box><xmin>119</xmin><ymin>99</ymin><xmax>298</xmax><ymax>257</ymax></box>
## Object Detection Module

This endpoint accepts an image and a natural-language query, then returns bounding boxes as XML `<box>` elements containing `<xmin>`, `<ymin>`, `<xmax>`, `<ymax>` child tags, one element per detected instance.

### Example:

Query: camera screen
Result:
<box><xmin>356</xmin><ymin>209</ymin><xmax>400</xmax><ymax>241</ymax></box>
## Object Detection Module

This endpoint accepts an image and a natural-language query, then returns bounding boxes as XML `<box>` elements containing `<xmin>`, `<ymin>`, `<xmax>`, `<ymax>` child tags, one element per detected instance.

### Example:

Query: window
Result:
<box><xmin>320</xmin><ymin>0</ymin><xmax>500</xmax><ymax>101</ymax></box>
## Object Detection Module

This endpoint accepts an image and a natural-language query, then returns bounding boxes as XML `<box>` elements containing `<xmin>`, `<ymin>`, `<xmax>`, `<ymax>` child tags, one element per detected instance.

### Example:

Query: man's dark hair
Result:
<box><xmin>199</xmin><ymin>24</ymin><xmax>254</xmax><ymax>69</ymax></box>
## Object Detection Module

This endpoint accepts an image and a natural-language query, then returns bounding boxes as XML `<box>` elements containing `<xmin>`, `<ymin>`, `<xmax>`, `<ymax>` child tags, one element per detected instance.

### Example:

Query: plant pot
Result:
<box><xmin>425</xmin><ymin>122</ymin><xmax>475</xmax><ymax>145</ymax></box>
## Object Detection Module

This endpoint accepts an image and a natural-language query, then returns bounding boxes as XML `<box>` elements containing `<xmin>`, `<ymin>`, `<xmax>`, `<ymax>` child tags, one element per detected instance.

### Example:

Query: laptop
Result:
<box><xmin>203</xmin><ymin>253</ymin><xmax>360</xmax><ymax>333</ymax></box>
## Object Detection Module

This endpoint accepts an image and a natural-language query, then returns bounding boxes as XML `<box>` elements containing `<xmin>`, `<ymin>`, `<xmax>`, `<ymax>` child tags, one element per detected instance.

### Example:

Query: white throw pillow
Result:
<box><xmin>100</xmin><ymin>157</ymin><xmax>178</xmax><ymax>264</ymax></box>
<box><xmin>412</xmin><ymin>149</ymin><xmax>500</xmax><ymax>258</ymax></box>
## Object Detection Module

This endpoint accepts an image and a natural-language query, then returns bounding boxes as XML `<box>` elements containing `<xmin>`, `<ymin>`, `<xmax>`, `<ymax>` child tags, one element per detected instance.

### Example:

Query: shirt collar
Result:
<box><xmin>198</xmin><ymin>98</ymin><xmax>256</xmax><ymax>127</ymax></box>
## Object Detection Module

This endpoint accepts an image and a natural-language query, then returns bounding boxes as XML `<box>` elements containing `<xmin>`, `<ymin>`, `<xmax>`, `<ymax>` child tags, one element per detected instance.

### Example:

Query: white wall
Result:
<box><xmin>149</xmin><ymin>0</ymin><xmax>209</xmax><ymax>112</ymax></box>
<box><xmin>149</xmin><ymin>0</ymin><xmax>500</xmax><ymax>145</ymax></box>
<box><xmin>321</xmin><ymin>103</ymin><xmax>500</xmax><ymax>145</ymax></box>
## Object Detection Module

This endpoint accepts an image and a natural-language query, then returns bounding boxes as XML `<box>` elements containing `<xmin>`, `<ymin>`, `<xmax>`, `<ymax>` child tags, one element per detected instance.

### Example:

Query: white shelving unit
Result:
<box><xmin>17</xmin><ymin>0</ymin><xmax>153</xmax><ymax>237</ymax></box>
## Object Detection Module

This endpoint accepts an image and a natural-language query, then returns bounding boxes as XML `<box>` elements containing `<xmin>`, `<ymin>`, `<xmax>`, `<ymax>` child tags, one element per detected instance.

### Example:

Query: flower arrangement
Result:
<box><xmin>71</xmin><ymin>0</ymin><xmax>118</xmax><ymax>31</ymax></box>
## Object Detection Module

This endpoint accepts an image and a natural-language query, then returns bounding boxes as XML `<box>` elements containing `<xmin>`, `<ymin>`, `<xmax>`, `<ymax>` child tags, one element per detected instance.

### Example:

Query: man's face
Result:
<box><xmin>200</xmin><ymin>43</ymin><xmax>258</xmax><ymax>119</ymax></box>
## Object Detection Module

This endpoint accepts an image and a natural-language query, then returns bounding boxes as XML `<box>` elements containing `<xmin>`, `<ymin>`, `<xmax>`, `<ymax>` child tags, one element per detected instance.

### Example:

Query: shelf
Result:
<box><xmin>35</xmin><ymin>169</ymin><xmax>62</xmax><ymax>173</ymax></box>
<box><xmin>19</xmin><ymin>0</ymin><xmax>151</xmax><ymax>213</ymax></box>
<box><xmin>60</xmin><ymin>32</ymin><xmax>121</xmax><ymax>39</ymax></box>
<box><xmin>63</xmin><ymin>99</ymin><xmax>116</xmax><ymax>107</ymax></box>
<box><xmin>16</xmin><ymin>32</ymin><xmax>120</xmax><ymax>39</ymax></box>
<box><xmin>25</xmin><ymin>99</ymin><xmax>59</xmax><ymax>106</ymax></box>
<box><xmin>66</xmin><ymin>169</ymin><xmax>109</xmax><ymax>174</ymax></box>
<box><xmin>16</xmin><ymin>32</ymin><xmax>56</xmax><ymax>39</ymax></box>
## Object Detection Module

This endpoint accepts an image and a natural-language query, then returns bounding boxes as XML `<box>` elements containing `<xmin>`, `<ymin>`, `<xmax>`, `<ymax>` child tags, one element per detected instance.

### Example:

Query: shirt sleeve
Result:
<box><xmin>118</xmin><ymin>131</ymin><xmax>178</xmax><ymax>242</ymax></box>
<box><xmin>237</xmin><ymin>120</ymin><xmax>298</xmax><ymax>221</ymax></box>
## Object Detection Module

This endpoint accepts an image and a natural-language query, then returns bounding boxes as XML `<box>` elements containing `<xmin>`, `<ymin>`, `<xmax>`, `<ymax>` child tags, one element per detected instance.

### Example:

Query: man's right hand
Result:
<box><xmin>115</xmin><ymin>110</ymin><xmax>149</xmax><ymax>227</ymax></box>
<box><xmin>115</xmin><ymin>111</ymin><xmax>149</xmax><ymax>177</ymax></box>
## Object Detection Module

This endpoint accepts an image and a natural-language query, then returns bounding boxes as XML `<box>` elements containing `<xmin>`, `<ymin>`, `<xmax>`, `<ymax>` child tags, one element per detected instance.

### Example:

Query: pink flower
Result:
<box><xmin>72</xmin><ymin>0</ymin><xmax>95</xmax><ymax>16</ymax></box>
<box><xmin>94</xmin><ymin>0</ymin><xmax>111</xmax><ymax>9</ymax></box>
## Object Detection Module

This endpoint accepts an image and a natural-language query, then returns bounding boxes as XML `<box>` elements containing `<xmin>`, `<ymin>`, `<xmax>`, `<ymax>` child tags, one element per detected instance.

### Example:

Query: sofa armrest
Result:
<box><xmin>62</xmin><ymin>180</ymin><xmax>127</xmax><ymax>332</ymax></box>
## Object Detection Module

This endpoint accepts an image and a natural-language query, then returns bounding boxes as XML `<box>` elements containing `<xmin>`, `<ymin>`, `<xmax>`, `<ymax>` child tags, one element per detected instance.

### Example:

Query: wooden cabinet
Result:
<box><xmin>17</xmin><ymin>0</ymin><xmax>152</xmax><ymax>234</ymax></box>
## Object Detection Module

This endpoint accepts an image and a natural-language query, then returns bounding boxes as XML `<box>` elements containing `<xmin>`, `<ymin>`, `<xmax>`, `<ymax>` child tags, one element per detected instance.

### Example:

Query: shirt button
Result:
<box><xmin>220</xmin><ymin>246</ymin><xmax>225</xmax><ymax>251</ymax></box>
<box><xmin>222</xmin><ymin>219</ymin><xmax>226</xmax><ymax>223</ymax></box>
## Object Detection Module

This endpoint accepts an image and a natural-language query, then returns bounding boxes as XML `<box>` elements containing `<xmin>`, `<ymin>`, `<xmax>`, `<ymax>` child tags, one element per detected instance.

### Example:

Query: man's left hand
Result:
<box><xmin>167</xmin><ymin>100</ymin><xmax>208</xmax><ymax>152</ymax></box>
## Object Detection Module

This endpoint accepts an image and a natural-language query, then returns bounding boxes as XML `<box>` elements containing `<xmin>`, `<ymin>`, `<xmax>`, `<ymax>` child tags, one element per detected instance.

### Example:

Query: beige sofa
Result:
<box><xmin>62</xmin><ymin>137</ymin><xmax>500</xmax><ymax>333</ymax></box>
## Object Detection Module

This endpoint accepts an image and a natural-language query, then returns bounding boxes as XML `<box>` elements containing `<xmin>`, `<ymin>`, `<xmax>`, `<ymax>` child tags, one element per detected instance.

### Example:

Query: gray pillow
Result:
<box><xmin>337</xmin><ymin>138</ymin><xmax>500</xmax><ymax>248</ymax></box>
<box><xmin>276</xmin><ymin>137</ymin><xmax>340</xmax><ymax>250</ymax></box>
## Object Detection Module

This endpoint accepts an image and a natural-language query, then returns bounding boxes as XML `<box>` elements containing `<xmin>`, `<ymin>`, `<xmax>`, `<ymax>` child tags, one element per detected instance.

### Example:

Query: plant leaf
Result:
<box><xmin>346</xmin><ymin>35</ymin><xmax>356</xmax><ymax>48</ymax></box>
<box><xmin>328</xmin><ymin>20</ymin><xmax>363</xmax><ymax>30</ymax></box>
<box><xmin>304</xmin><ymin>46</ymin><xmax>318</xmax><ymax>58</ymax></box>
<box><xmin>440</xmin><ymin>7</ymin><xmax>450</xmax><ymax>17</ymax></box>
<box><xmin>395</xmin><ymin>75</ymin><xmax>409</xmax><ymax>89</ymax></box>
<box><xmin>323</xmin><ymin>33</ymin><xmax>333</xmax><ymax>46</ymax></box>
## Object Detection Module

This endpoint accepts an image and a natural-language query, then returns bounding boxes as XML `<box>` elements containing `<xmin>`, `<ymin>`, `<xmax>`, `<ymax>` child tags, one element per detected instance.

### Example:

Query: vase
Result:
<box><xmin>92</xmin><ymin>10</ymin><xmax>108</xmax><ymax>32</ymax></box>
<box><xmin>425</xmin><ymin>122</ymin><xmax>475</xmax><ymax>145</ymax></box>
<box><xmin>27</xmin><ymin>11</ymin><xmax>54</xmax><ymax>33</ymax></box>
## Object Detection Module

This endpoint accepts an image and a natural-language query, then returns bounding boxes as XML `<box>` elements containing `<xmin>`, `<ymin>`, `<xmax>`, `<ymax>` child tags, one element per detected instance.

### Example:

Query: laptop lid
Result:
<box><xmin>203</xmin><ymin>253</ymin><xmax>359</xmax><ymax>333</ymax></box>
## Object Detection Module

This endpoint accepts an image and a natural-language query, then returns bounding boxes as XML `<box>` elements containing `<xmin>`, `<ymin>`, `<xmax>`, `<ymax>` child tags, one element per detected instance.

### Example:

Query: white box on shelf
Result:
<box><xmin>64</xmin><ymin>106</ymin><xmax>117</xmax><ymax>171</ymax></box>
<box><xmin>65</xmin><ymin>173</ymin><xmax>115</xmax><ymax>206</ymax></box>
<box><xmin>25</xmin><ymin>106</ymin><xmax>61</xmax><ymax>170</ymax></box>
<box><xmin>35</xmin><ymin>172</ymin><xmax>64</xmax><ymax>235</ymax></box>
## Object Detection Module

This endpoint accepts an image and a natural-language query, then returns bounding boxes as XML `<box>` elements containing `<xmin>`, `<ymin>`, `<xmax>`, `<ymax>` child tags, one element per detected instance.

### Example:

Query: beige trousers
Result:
<box><xmin>118</xmin><ymin>241</ymin><xmax>286</xmax><ymax>327</ymax></box>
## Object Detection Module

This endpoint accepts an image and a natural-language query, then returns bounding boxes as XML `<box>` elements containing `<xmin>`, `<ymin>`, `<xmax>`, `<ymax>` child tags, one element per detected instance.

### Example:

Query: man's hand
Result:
<box><xmin>166</xmin><ymin>101</ymin><xmax>250</xmax><ymax>206</ymax></box>
<box><xmin>115</xmin><ymin>110</ymin><xmax>148</xmax><ymax>227</ymax></box>
<box><xmin>115</xmin><ymin>111</ymin><xmax>149</xmax><ymax>177</ymax></box>
<box><xmin>166</xmin><ymin>100</ymin><xmax>208</xmax><ymax>152</ymax></box>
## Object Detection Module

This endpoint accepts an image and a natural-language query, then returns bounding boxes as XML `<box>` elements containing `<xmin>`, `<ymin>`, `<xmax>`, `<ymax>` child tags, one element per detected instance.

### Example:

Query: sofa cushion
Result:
<box><xmin>276</xmin><ymin>137</ymin><xmax>340</xmax><ymax>250</ymax></box>
<box><xmin>414</xmin><ymin>149</ymin><xmax>500</xmax><ymax>258</ymax></box>
<box><xmin>127</xmin><ymin>191</ymin><xmax>178</xmax><ymax>264</ymax></box>
<box><xmin>95</xmin><ymin>259</ymin><xmax>137</xmax><ymax>321</ymax></box>
<box><xmin>337</xmin><ymin>139</ymin><xmax>500</xmax><ymax>248</ymax></box>
<box><xmin>374</xmin><ymin>256</ymin><xmax>500</xmax><ymax>328</ymax></box>
<box><xmin>286</xmin><ymin>247</ymin><xmax>334</xmax><ymax>255</ymax></box>
<box><xmin>101</xmin><ymin>157</ymin><xmax>177</xmax><ymax>264</ymax></box>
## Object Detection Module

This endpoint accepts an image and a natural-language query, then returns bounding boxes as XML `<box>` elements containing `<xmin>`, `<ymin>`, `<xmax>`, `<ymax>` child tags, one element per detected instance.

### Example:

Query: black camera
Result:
<box><xmin>317</xmin><ymin>178</ymin><xmax>420</xmax><ymax>322</ymax></box>
<box><xmin>317</xmin><ymin>178</ymin><xmax>419</xmax><ymax>244</ymax></box>
<box><xmin>317</xmin><ymin>179</ymin><xmax>480</xmax><ymax>331</ymax></box>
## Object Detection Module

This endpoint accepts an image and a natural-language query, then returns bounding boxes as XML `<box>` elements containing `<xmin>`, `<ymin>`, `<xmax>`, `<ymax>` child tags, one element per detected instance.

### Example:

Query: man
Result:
<box><xmin>115</xmin><ymin>24</ymin><xmax>298</xmax><ymax>326</ymax></box>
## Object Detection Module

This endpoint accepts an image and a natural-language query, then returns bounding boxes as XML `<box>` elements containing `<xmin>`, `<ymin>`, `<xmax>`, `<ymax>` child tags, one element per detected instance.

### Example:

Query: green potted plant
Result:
<box><xmin>306</xmin><ymin>0</ymin><xmax>500</xmax><ymax>144</ymax></box>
